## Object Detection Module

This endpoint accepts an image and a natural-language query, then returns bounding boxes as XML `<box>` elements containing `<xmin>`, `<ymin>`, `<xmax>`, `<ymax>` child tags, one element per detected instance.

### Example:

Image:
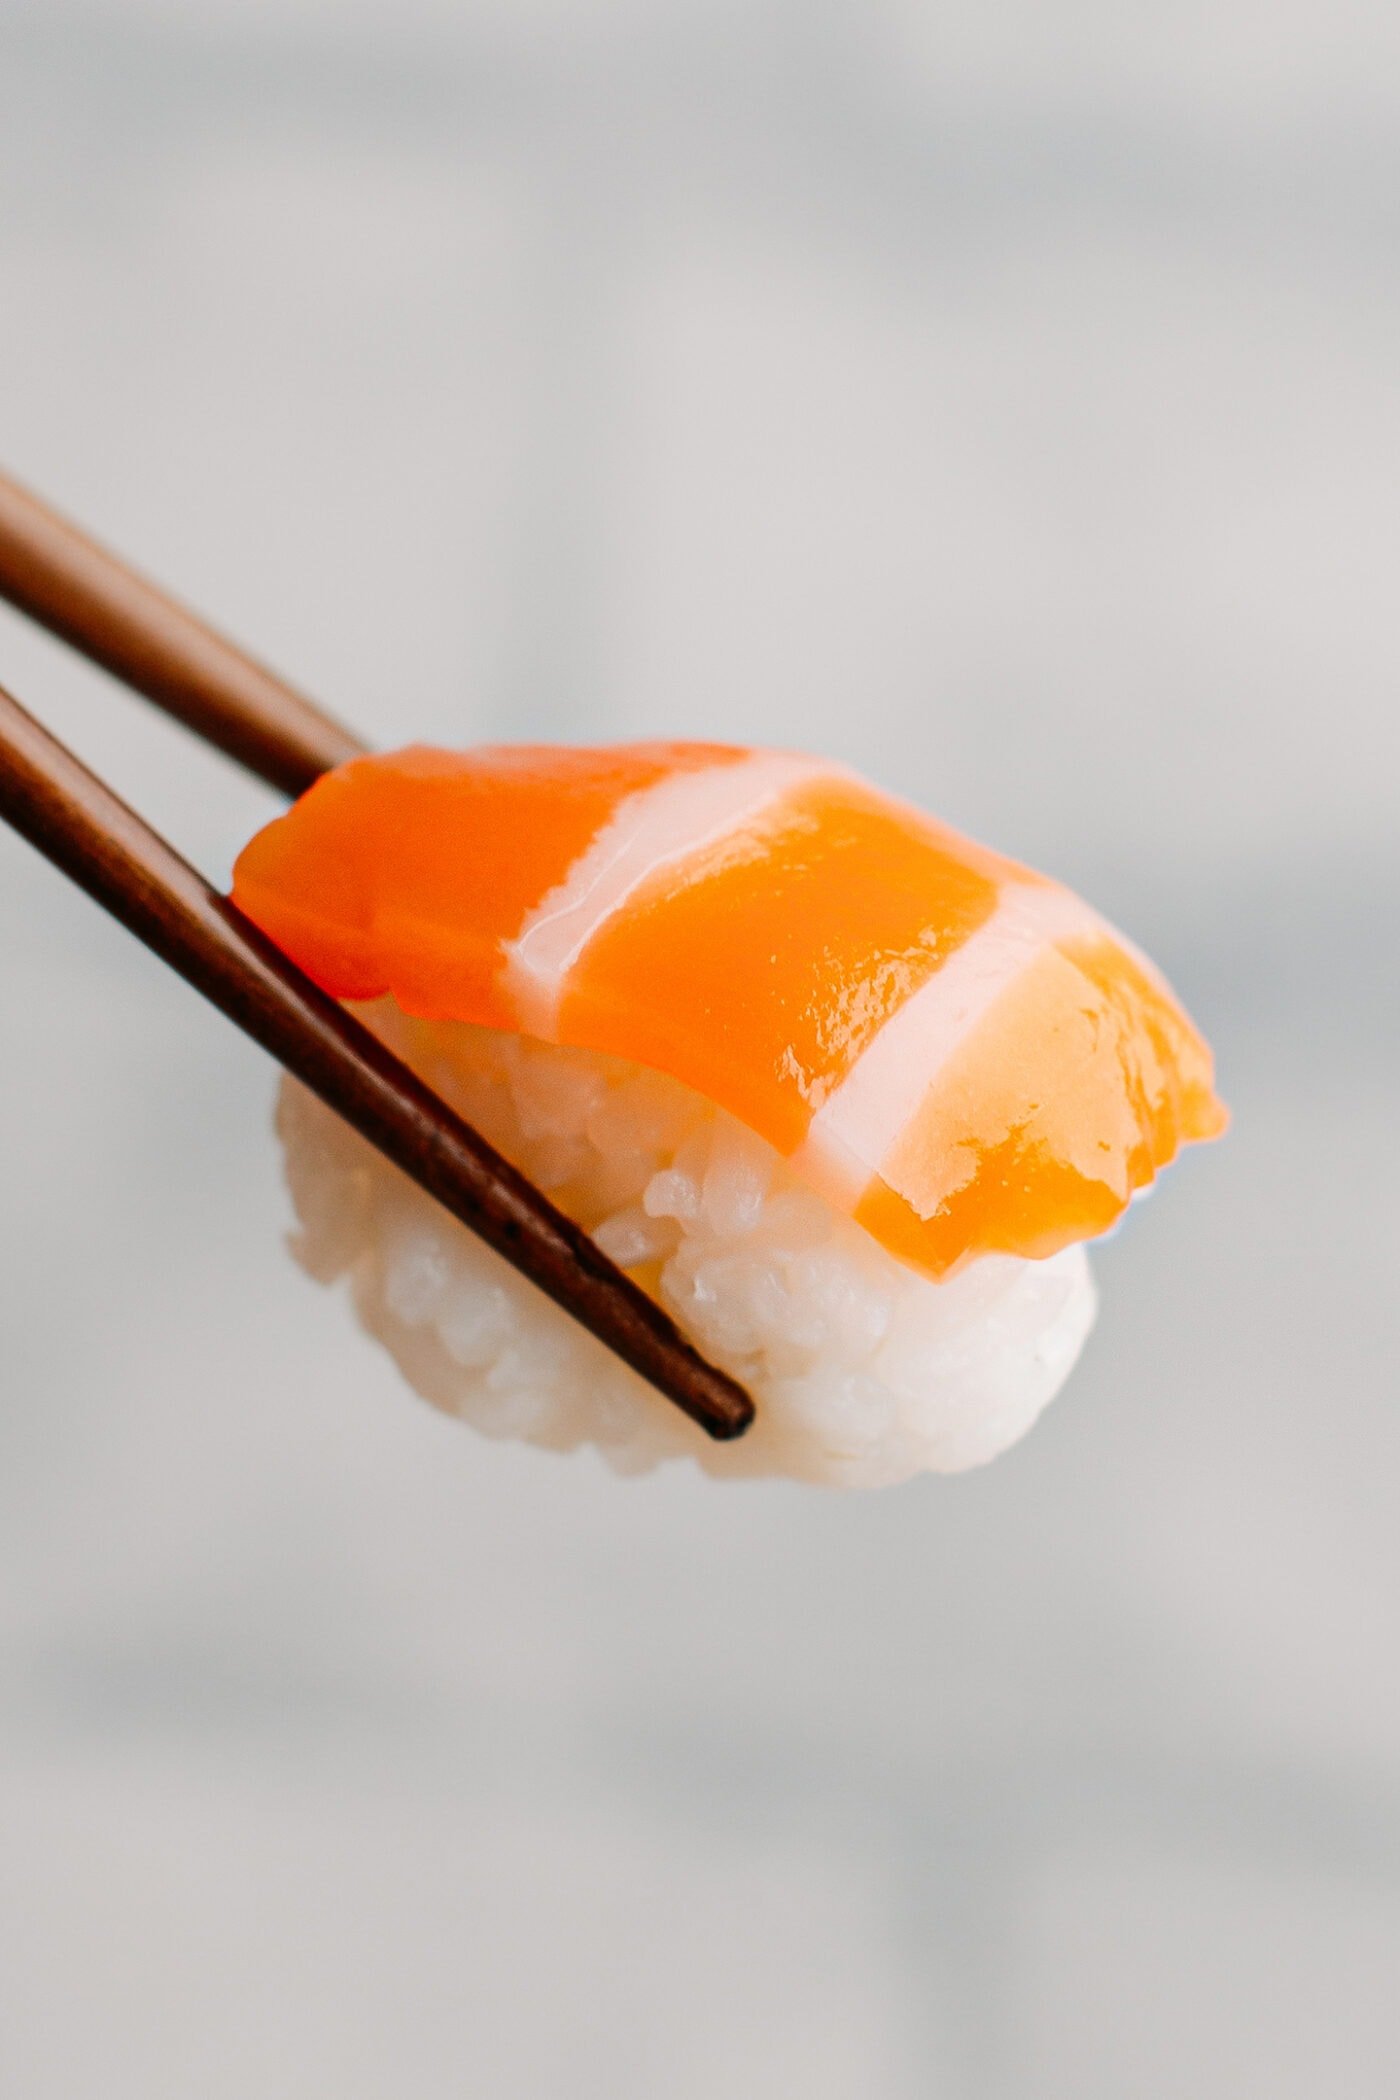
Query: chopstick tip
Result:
<box><xmin>696</xmin><ymin>1379</ymin><xmax>756</xmax><ymax>1443</ymax></box>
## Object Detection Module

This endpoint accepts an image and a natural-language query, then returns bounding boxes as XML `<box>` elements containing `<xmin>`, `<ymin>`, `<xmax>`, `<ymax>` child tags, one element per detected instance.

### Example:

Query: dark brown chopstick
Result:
<box><xmin>0</xmin><ymin>469</ymin><xmax>362</xmax><ymax>795</ymax></box>
<box><xmin>0</xmin><ymin>680</ymin><xmax>753</xmax><ymax>1442</ymax></box>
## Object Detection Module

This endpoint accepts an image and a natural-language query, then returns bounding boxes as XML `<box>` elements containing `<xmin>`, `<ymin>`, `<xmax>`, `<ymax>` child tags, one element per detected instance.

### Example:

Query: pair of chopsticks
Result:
<box><xmin>0</xmin><ymin>469</ymin><xmax>753</xmax><ymax>1442</ymax></box>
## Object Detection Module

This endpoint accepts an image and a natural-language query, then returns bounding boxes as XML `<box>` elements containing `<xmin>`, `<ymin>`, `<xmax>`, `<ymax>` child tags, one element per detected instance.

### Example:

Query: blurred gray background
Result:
<box><xmin>0</xmin><ymin>4</ymin><xmax>1396</xmax><ymax>2094</ymax></box>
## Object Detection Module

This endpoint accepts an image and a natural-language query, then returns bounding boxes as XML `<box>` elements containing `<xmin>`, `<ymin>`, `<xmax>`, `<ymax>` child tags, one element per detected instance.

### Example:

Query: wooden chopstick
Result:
<box><xmin>0</xmin><ymin>470</ymin><xmax>362</xmax><ymax>795</ymax></box>
<box><xmin>0</xmin><ymin>478</ymin><xmax>755</xmax><ymax>1443</ymax></box>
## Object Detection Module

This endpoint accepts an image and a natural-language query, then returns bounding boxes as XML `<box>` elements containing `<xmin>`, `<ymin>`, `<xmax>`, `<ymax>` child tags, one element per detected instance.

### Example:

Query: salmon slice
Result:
<box><xmin>232</xmin><ymin>741</ymin><xmax>1226</xmax><ymax>1277</ymax></box>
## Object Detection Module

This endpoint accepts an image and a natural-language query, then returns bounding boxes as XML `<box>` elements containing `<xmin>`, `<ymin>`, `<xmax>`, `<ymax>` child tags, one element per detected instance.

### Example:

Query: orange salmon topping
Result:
<box><xmin>231</xmin><ymin>742</ymin><xmax>1226</xmax><ymax>1277</ymax></box>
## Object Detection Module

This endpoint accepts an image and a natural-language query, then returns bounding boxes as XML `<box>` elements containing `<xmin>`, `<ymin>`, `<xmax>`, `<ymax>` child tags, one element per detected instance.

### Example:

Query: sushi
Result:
<box><xmin>232</xmin><ymin>741</ymin><xmax>1225</xmax><ymax>1486</ymax></box>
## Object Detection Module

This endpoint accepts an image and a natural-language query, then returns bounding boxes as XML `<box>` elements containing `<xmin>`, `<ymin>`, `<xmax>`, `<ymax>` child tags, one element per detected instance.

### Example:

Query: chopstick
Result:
<box><xmin>0</xmin><ymin>477</ymin><xmax>754</xmax><ymax>1443</ymax></box>
<box><xmin>0</xmin><ymin>470</ymin><xmax>362</xmax><ymax>795</ymax></box>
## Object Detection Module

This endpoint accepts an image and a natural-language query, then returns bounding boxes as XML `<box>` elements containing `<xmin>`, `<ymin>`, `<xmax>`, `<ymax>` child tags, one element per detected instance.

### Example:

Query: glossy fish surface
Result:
<box><xmin>232</xmin><ymin>742</ymin><xmax>1226</xmax><ymax>1278</ymax></box>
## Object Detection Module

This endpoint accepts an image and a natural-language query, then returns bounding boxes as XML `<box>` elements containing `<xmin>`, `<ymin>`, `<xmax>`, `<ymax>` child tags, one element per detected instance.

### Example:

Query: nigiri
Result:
<box><xmin>233</xmin><ymin>741</ymin><xmax>1225</xmax><ymax>1486</ymax></box>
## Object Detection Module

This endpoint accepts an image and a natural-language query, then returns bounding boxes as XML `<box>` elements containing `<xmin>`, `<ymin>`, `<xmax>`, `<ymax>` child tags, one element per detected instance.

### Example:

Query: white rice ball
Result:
<box><xmin>277</xmin><ymin>1003</ymin><xmax>1097</xmax><ymax>1487</ymax></box>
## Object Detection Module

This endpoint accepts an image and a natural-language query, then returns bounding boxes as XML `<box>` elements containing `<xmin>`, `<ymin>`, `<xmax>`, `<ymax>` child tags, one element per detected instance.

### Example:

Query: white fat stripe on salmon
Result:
<box><xmin>504</xmin><ymin>749</ymin><xmax>840</xmax><ymax>1036</ymax></box>
<box><xmin>792</xmin><ymin>883</ymin><xmax>1108</xmax><ymax>1208</ymax></box>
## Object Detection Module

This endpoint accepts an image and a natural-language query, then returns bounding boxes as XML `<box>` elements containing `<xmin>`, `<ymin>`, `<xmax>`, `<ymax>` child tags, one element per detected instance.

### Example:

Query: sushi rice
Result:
<box><xmin>279</xmin><ymin>1001</ymin><xmax>1097</xmax><ymax>1488</ymax></box>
